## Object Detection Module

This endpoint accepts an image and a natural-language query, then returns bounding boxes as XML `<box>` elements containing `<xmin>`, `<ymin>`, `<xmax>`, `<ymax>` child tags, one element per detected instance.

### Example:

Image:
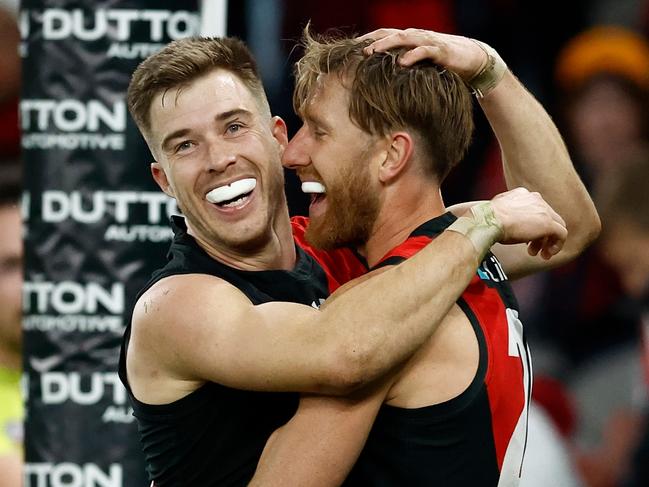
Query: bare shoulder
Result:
<box><xmin>386</xmin><ymin>304</ymin><xmax>478</xmax><ymax>408</ymax></box>
<box><xmin>127</xmin><ymin>273</ymin><xmax>253</xmax><ymax>401</ymax></box>
<box><xmin>132</xmin><ymin>273</ymin><xmax>250</xmax><ymax>334</ymax></box>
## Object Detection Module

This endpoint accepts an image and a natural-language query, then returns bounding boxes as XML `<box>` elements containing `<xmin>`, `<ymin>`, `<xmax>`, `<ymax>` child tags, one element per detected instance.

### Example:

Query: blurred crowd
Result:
<box><xmin>2</xmin><ymin>1</ymin><xmax>649</xmax><ymax>486</ymax></box>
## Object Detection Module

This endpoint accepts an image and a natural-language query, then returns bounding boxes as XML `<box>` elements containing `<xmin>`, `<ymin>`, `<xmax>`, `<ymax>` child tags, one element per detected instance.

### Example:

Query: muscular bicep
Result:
<box><xmin>250</xmin><ymin>380</ymin><xmax>393</xmax><ymax>487</ymax></box>
<box><xmin>132</xmin><ymin>274</ymin><xmax>344</xmax><ymax>394</ymax></box>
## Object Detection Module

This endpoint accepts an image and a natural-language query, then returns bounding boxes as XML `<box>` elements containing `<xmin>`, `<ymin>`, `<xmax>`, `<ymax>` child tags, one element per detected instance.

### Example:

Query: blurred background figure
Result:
<box><xmin>555</xmin><ymin>26</ymin><xmax>649</xmax><ymax>202</ymax></box>
<box><xmin>514</xmin><ymin>28</ymin><xmax>649</xmax><ymax>485</ymax></box>
<box><xmin>597</xmin><ymin>159</ymin><xmax>649</xmax><ymax>487</ymax></box>
<box><xmin>0</xmin><ymin>165</ymin><xmax>23</xmax><ymax>486</ymax></box>
<box><xmin>0</xmin><ymin>2</ymin><xmax>22</xmax><ymax>486</ymax></box>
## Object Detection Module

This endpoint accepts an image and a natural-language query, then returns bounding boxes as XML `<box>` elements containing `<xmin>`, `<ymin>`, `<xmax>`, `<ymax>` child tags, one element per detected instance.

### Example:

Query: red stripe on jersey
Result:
<box><xmin>462</xmin><ymin>280</ymin><xmax>526</xmax><ymax>471</ymax></box>
<box><xmin>291</xmin><ymin>216</ymin><xmax>367</xmax><ymax>293</ymax></box>
<box><xmin>376</xmin><ymin>236</ymin><xmax>432</xmax><ymax>263</ymax></box>
<box><xmin>376</xmin><ymin>234</ymin><xmax>527</xmax><ymax>473</ymax></box>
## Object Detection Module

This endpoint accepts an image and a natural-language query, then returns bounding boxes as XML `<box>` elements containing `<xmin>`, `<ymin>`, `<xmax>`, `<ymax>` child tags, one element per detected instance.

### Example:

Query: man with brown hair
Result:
<box><xmin>120</xmin><ymin>35</ymin><xmax>572</xmax><ymax>486</ymax></box>
<box><xmin>249</xmin><ymin>29</ymin><xmax>600</xmax><ymax>486</ymax></box>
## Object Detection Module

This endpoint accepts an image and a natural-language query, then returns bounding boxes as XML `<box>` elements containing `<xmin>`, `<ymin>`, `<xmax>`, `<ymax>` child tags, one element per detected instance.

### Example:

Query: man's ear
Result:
<box><xmin>270</xmin><ymin>116</ymin><xmax>289</xmax><ymax>152</ymax></box>
<box><xmin>151</xmin><ymin>162</ymin><xmax>175</xmax><ymax>197</ymax></box>
<box><xmin>378</xmin><ymin>132</ymin><xmax>414</xmax><ymax>183</ymax></box>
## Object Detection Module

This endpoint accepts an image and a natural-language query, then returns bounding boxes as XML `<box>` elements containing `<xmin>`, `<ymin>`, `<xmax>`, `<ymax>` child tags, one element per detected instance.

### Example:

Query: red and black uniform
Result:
<box><xmin>118</xmin><ymin>216</ymin><xmax>365</xmax><ymax>487</ymax></box>
<box><xmin>345</xmin><ymin>213</ymin><xmax>532</xmax><ymax>487</ymax></box>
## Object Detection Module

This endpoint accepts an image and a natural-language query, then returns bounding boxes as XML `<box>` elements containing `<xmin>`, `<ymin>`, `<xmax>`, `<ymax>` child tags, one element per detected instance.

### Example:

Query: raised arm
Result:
<box><xmin>129</xmin><ymin>189</ymin><xmax>566</xmax><ymax>397</ymax></box>
<box><xmin>362</xmin><ymin>28</ymin><xmax>601</xmax><ymax>279</ymax></box>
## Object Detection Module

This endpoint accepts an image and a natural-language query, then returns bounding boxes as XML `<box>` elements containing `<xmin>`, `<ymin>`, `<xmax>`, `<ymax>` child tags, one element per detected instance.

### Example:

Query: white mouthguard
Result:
<box><xmin>206</xmin><ymin>178</ymin><xmax>257</xmax><ymax>204</ymax></box>
<box><xmin>301</xmin><ymin>181</ymin><xmax>326</xmax><ymax>194</ymax></box>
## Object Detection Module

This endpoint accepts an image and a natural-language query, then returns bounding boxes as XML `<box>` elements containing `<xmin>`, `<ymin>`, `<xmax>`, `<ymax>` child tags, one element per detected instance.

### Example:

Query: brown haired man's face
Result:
<box><xmin>283</xmin><ymin>75</ymin><xmax>384</xmax><ymax>250</ymax></box>
<box><xmin>147</xmin><ymin>69</ymin><xmax>288</xmax><ymax>253</ymax></box>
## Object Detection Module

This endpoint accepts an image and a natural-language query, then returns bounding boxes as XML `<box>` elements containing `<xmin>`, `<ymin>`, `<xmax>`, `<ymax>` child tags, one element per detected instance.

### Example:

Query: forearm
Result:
<box><xmin>250</xmin><ymin>389</ymin><xmax>387</xmax><ymax>486</ymax></box>
<box><xmin>318</xmin><ymin>228</ymin><xmax>486</xmax><ymax>391</ymax></box>
<box><xmin>480</xmin><ymin>71</ymin><xmax>600</xmax><ymax>259</ymax></box>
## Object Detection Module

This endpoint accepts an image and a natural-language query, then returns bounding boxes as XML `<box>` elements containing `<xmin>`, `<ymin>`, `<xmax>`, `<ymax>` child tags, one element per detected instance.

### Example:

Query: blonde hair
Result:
<box><xmin>294</xmin><ymin>29</ymin><xmax>474</xmax><ymax>180</ymax></box>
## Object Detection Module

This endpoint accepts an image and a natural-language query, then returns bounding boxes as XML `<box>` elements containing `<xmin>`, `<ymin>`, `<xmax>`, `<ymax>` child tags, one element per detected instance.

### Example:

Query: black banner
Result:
<box><xmin>20</xmin><ymin>1</ymin><xmax>201</xmax><ymax>485</ymax></box>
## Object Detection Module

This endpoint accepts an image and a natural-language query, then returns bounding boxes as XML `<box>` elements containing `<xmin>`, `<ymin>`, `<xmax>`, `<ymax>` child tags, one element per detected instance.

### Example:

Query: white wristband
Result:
<box><xmin>446</xmin><ymin>202</ymin><xmax>503</xmax><ymax>254</ymax></box>
<box><xmin>468</xmin><ymin>40</ymin><xmax>508</xmax><ymax>98</ymax></box>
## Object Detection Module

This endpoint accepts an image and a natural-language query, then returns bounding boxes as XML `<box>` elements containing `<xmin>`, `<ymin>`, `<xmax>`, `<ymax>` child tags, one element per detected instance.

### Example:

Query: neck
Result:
<box><xmin>188</xmin><ymin>208</ymin><xmax>297</xmax><ymax>271</ymax></box>
<box><xmin>361</xmin><ymin>176</ymin><xmax>446</xmax><ymax>267</ymax></box>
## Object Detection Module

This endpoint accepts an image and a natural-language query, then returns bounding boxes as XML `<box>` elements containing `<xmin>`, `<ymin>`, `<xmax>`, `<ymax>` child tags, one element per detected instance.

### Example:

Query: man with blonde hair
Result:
<box><xmin>250</xmin><ymin>28</ymin><xmax>599</xmax><ymax>486</ymax></box>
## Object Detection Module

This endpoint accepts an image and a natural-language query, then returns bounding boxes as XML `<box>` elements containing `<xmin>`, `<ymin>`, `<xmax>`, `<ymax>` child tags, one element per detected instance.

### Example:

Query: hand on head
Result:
<box><xmin>357</xmin><ymin>28</ymin><xmax>488</xmax><ymax>81</ymax></box>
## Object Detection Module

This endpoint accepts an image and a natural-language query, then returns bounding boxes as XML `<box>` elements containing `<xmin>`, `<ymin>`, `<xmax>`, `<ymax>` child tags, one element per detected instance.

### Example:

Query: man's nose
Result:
<box><xmin>206</xmin><ymin>141</ymin><xmax>236</xmax><ymax>173</ymax></box>
<box><xmin>282</xmin><ymin>125</ymin><xmax>310</xmax><ymax>170</ymax></box>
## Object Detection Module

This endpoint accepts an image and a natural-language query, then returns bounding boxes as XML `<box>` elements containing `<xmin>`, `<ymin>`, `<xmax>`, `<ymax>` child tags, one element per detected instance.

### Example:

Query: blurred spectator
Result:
<box><xmin>555</xmin><ymin>26</ymin><xmax>649</xmax><ymax>202</ymax></box>
<box><xmin>0</xmin><ymin>164</ymin><xmax>22</xmax><ymax>487</ymax></box>
<box><xmin>510</xmin><ymin>24</ymin><xmax>649</xmax><ymax>486</ymax></box>
<box><xmin>526</xmin><ymin>26</ymin><xmax>649</xmax><ymax>368</ymax></box>
<box><xmin>598</xmin><ymin>158</ymin><xmax>649</xmax><ymax>487</ymax></box>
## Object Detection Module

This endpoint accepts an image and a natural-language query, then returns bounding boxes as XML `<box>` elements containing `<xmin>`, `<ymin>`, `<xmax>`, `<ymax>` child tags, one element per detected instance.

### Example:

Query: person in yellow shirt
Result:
<box><xmin>0</xmin><ymin>169</ymin><xmax>23</xmax><ymax>487</ymax></box>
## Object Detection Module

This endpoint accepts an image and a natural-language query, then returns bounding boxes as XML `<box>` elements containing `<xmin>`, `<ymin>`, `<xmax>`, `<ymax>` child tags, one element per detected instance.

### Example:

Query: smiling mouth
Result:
<box><xmin>206</xmin><ymin>178</ymin><xmax>256</xmax><ymax>208</ymax></box>
<box><xmin>301</xmin><ymin>181</ymin><xmax>326</xmax><ymax>207</ymax></box>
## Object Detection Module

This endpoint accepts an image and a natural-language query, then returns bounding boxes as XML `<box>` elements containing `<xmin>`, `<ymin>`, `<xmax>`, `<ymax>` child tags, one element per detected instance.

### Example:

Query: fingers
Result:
<box><xmin>359</xmin><ymin>28</ymin><xmax>434</xmax><ymax>55</ymax></box>
<box><xmin>528</xmin><ymin>223</ymin><xmax>567</xmax><ymax>260</ymax></box>
<box><xmin>527</xmin><ymin>238</ymin><xmax>543</xmax><ymax>257</ymax></box>
<box><xmin>356</xmin><ymin>28</ymin><xmax>400</xmax><ymax>43</ymax></box>
<box><xmin>399</xmin><ymin>45</ymin><xmax>443</xmax><ymax>66</ymax></box>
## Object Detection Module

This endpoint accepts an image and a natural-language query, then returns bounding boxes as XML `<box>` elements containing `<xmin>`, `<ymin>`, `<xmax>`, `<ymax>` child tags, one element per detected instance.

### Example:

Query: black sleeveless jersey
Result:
<box><xmin>345</xmin><ymin>213</ymin><xmax>532</xmax><ymax>487</ymax></box>
<box><xmin>118</xmin><ymin>216</ymin><xmax>365</xmax><ymax>487</ymax></box>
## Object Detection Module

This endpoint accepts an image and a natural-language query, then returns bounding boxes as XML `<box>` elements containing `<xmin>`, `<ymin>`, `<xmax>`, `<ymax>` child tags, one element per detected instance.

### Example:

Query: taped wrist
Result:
<box><xmin>447</xmin><ymin>202</ymin><xmax>504</xmax><ymax>255</ymax></box>
<box><xmin>468</xmin><ymin>40</ymin><xmax>508</xmax><ymax>98</ymax></box>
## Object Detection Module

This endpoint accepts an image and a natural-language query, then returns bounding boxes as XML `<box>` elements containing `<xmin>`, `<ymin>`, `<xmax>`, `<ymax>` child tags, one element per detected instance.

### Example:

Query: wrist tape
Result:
<box><xmin>447</xmin><ymin>202</ymin><xmax>504</xmax><ymax>254</ymax></box>
<box><xmin>468</xmin><ymin>40</ymin><xmax>508</xmax><ymax>98</ymax></box>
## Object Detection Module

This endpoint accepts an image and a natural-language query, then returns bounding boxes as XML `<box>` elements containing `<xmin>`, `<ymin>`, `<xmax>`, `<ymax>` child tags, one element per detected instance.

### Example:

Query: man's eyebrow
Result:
<box><xmin>303</xmin><ymin>108</ymin><xmax>332</xmax><ymax>131</ymax></box>
<box><xmin>160</xmin><ymin>109</ymin><xmax>253</xmax><ymax>152</ymax></box>
<box><xmin>215</xmin><ymin>108</ymin><xmax>252</xmax><ymax>122</ymax></box>
<box><xmin>161</xmin><ymin>128</ymin><xmax>191</xmax><ymax>153</ymax></box>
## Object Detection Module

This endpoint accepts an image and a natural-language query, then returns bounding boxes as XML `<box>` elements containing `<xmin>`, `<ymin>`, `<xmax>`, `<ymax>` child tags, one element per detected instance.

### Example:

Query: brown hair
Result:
<box><xmin>294</xmin><ymin>30</ymin><xmax>474</xmax><ymax>181</ymax></box>
<box><xmin>127</xmin><ymin>37</ymin><xmax>270</xmax><ymax>136</ymax></box>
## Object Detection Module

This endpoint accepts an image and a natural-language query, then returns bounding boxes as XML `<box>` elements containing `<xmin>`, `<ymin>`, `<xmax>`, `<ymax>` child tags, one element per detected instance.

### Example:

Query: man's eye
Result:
<box><xmin>227</xmin><ymin>123</ymin><xmax>243</xmax><ymax>134</ymax></box>
<box><xmin>175</xmin><ymin>141</ymin><xmax>194</xmax><ymax>153</ymax></box>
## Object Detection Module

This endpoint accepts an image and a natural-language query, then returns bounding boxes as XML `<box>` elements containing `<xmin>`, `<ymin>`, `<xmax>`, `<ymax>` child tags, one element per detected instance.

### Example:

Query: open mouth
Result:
<box><xmin>301</xmin><ymin>181</ymin><xmax>327</xmax><ymax>208</ymax></box>
<box><xmin>206</xmin><ymin>178</ymin><xmax>257</xmax><ymax>209</ymax></box>
<box><xmin>301</xmin><ymin>181</ymin><xmax>326</xmax><ymax>210</ymax></box>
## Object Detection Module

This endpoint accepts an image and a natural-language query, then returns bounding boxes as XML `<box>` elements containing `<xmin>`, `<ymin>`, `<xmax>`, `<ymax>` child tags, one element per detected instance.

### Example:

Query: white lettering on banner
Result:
<box><xmin>104</xmin><ymin>224</ymin><xmax>174</xmax><ymax>242</ymax></box>
<box><xmin>23</xmin><ymin>281</ymin><xmax>124</xmax><ymax>314</ymax></box>
<box><xmin>36</xmin><ymin>373</ymin><xmax>134</xmax><ymax>424</ymax></box>
<box><xmin>22</xmin><ymin>192</ymin><xmax>30</xmax><ymax>222</ymax></box>
<box><xmin>21</xmin><ymin>133</ymin><xmax>124</xmax><ymax>150</ymax></box>
<box><xmin>25</xmin><ymin>463</ymin><xmax>122</xmax><ymax>487</ymax></box>
<box><xmin>23</xmin><ymin>315</ymin><xmax>123</xmax><ymax>333</ymax></box>
<box><xmin>106</xmin><ymin>41</ymin><xmax>165</xmax><ymax>59</ymax></box>
<box><xmin>102</xmin><ymin>406</ymin><xmax>134</xmax><ymax>423</ymax></box>
<box><xmin>21</xmin><ymin>9</ymin><xmax>199</xmax><ymax>41</ymax></box>
<box><xmin>20</xmin><ymin>100</ymin><xmax>125</xmax><ymax>133</ymax></box>
<box><xmin>41</xmin><ymin>372</ymin><xmax>125</xmax><ymax>405</ymax></box>
<box><xmin>19</xmin><ymin>10</ymin><xmax>29</xmax><ymax>38</ymax></box>
<box><xmin>42</xmin><ymin>191</ymin><xmax>177</xmax><ymax>225</ymax></box>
